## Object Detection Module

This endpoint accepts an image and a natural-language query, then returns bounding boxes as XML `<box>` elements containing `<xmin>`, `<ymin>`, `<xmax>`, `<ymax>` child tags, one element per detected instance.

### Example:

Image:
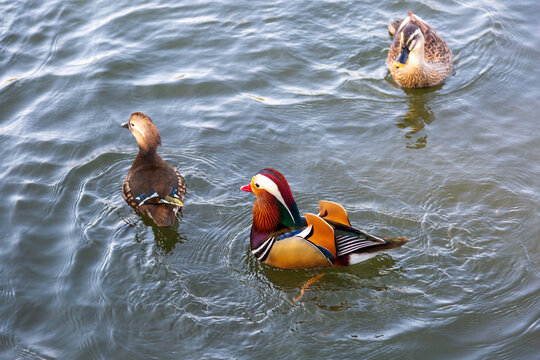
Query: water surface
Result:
<box><xmin>1</xmin><ymin>0</ymin><xmax>539</xmax><ymax>358</ymax></box>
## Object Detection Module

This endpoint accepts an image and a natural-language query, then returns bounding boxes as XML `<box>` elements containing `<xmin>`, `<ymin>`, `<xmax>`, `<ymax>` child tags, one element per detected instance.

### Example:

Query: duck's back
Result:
<box><xmin>418</xmin><ymin>17</ymin><xmax>452</xmax><ymax>66</ymax></box>
<box><xmin>123</xmin><ymin>157</ymin><xmax>186</xmax><ymax>226</ymax></box>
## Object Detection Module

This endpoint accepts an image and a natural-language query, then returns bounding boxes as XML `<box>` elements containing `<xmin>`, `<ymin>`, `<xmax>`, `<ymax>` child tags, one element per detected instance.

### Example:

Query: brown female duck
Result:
<box><xmin>122</xmin><ymin>112</ymin><xmax>185</xmax><ymax>227</ymax></box>
<box><xmin>387</xmin><ymin>12</ymin><xmax>452</xmax><ymax>88</ymax></box>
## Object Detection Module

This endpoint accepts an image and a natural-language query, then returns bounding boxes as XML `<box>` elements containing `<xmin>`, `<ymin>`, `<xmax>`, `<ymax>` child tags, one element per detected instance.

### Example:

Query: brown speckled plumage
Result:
<box><xmin>122</xmin><ymin>112</ymin><xmax>186</xmax><ymax>227</ymax></box>
<box><xmin>387</xmin><ymin>12</ymin><xmax>452</xmax><ymax>88</ymax></box>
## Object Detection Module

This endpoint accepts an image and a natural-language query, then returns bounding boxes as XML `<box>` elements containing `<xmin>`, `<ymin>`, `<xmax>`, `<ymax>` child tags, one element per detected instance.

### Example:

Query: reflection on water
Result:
<box><xmin>395</xmin><ymin>84</ymin><xmax>443</xmax><ymax>149</ymax></box>
<box><xmin>258</xmin><ymin>254</ymin><xmax>399</xmax><ymax>303</ymax></box>
<box><xmin>151</xmin><ymin>225</ymin><xmax>186</xmax><ymax>254</ymax></box>
<box><xmin>121</xmin><ymin>213</ymin><xmax>186</xmax><ymax>253</ymax></box>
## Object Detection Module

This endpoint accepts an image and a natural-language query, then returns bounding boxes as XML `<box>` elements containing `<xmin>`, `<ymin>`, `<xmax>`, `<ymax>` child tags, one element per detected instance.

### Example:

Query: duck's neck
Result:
<box><xmin>250</xmin><ymin>192</ymin><xmax>302</xmax><ymax>249</ymax></box>
<box><xmin>408</xmin><ymin>45</ymin><xmax>427</xmax><ymax>71</ymax></box>
<box><xmin>135</xmin><ymin>147</ymin><xmax>164</xmax><ymax>167</ymax></box>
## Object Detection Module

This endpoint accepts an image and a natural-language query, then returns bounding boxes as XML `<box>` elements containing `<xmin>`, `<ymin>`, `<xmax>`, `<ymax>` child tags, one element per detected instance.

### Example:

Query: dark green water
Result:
<box><xmin>1</xmin><ymin>0</ymin><xmax>539</xmax><ymax>358</ymax></box>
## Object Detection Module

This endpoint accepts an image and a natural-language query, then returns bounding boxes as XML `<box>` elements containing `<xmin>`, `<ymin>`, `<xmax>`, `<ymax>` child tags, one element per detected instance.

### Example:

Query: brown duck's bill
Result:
<box><xmin>240</xmin><ymin>183</ymin><xmax>253</xmax><ymax>192</ymax></box>
<box><xmin>394</xmin><ymin>46</ymin><xmax>409</xmax><ymax>68</ymax></box>
<box><xmin>121</xmin><ymin>122</ymin><xmax>129</xmax><ymax>128</ymax></box>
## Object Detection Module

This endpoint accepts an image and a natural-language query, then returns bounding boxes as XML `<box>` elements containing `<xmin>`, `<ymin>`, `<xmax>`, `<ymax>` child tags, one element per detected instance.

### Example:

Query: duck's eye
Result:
<box><xmin>130</xmin><ymin>122</ymin><xmax>135</xmax><ymax>127</ymax></box>
<box><xmin>255</xmin><ymin>183</ymin><xmax>260</xmax><ymax>188</ymax></box>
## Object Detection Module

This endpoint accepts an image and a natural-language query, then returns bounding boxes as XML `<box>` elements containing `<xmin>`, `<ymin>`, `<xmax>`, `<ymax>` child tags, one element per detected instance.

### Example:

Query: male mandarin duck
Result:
<box><xmin>241</xmin><ymin>169</ymin><xmax>408</xmax><ymax>269</ymax></box>
<box><xmin>387</xmin><ymin>11</ymin><xmax>452</xmax><ymax>88</ymax></box>
<box><xmin>122</xmin><ymin>112</ymin><xmax>186</xmax><ymax>227</ymax></box>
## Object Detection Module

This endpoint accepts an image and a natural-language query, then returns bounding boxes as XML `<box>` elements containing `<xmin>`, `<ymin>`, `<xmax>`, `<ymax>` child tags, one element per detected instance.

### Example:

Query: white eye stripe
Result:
<box><xmin>409</xmin><ymin>29</ymin><xmax>422</xmax><ymax>43</ymax></box>
<box><xmin>132</xmin><ymin>125</ymin><xmax>146</xmax><ymax>140</ymax></box>
<box><xmin>254</xmin><ymin>174</ymin><xmax>294</xmax><ymax>221</ymax></box>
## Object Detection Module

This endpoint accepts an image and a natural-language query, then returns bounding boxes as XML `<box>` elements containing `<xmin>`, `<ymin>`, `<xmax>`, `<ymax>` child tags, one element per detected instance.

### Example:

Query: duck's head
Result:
<box><xmin>241</xmin><ymin>168</ymin><xmax>304</xmax><ymax>234</ymax></box>
<box><xmin>394</xmin><ymin>23</ymin><xmax>425</xmax><ymax>68</ymax></box>
<box><xmin>122</xmin><ymin>112</ymin><xmax>162</xmax><ymax>154</ymax></box>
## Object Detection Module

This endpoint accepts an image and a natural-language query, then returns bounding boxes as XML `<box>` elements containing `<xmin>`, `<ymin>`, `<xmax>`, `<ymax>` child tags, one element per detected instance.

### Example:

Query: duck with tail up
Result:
<box><xmin>122</xmin><ymin>112</ymin><xmax>186</xmax><ymax>227</ymax></box>
<box><xmin>241</xmin><ymin>168</ymin><xmax>408</xmax><ymax>269</ymax></box>
<box><xmin>387</xmin><ymin>11</ymin><xmax>453</xmax><ymax>88</ymax></box>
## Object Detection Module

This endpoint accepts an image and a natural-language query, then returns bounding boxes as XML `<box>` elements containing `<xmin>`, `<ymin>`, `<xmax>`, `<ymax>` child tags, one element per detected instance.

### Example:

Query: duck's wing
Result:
<box><xmin>127</xmin><ymin>164</ymin><xmax>185</xmax><ymax>208</ymax></box>
<box><xmin>258</xmin><ymin>213</ymin><xmax>337</xmax><ymax>269</ymax></box>
<box><xmin>408</xmin><ymin>11</ymin><xmax>452</xmax><ymax>64</ymax></box>
<box><xmin>321</xmin><ymin>218</ymin><xmax>396</xmax><ymax>257</ymax></box>
<box><xmin>123</xmin><ymin>163</ymin><xmax>185</xmax><ymax>227</ymax></box>
<box><xmin>260</xmin><ymin>222</ymin><xmax>335</xmax><ymax>269</ymax></box>
<box><xmin>122</xmin><ymin>176</ymin><xmax>139</xmax><ymax>211</ymax></box>
<box><xmin>333</xmin><ymin>226</ymin><xmax>387</xmax><ymax>257</ymax></box>
<box><xmin>304</xmin><ymin>213</ymin><xmax>337</xmax><ymax>258</ymax></box>
<box><xmin>310</xmin><ymin>208</ymin><xmax>401</xmax><ymax>258</ymax></box>
<box><xmin>318</xmin><ymin>200</ymin><xmax>351</xmax><ymax>226</ymax></box>
<box><xmin>161</xmin><ymin>167</ymin><xmax>186</xmax><ymax>206</ymax></box>
<box><xmin>260</xmin><ymin>215</ymin><xmax>408</xmax><ymax>268</ymax></box>
<box><xmin>152</xmin><ymin>165</ymin><xmax>186</xmax><ymax>205</ymax></box>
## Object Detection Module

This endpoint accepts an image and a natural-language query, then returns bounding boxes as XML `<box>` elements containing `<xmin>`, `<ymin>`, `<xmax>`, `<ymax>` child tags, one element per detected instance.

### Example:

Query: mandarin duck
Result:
<box><xmin>241</xmin><ymin>169</ymin><xmax>408</xmax><ymax>269</ymax></box>
<box><xmin>122</xmin><ymin>112</ymin><xmax>186</xmax><ymax>227</ymax></box>
<box><xmin>387</xmin><ymin>11</ymin><xmax>452</xmax><ymax>88</ymax></box>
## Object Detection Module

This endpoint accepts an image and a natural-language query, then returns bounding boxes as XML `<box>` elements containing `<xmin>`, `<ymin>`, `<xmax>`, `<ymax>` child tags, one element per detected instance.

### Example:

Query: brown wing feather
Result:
<box><xmin>122</xmin><ymin>154</ymin><xmax>186</xmax><ymax>227</ymax></box>
<box><xmin>122</xmin><ymin>177</ymin><xmax>139</xmax><ymax>210</ymax></box>
<box><xmin>125</xmin><ymin>160</ymin><xmax>185</xmax><ymax>202</ymax></box>
<box><xmin>408</xmin><ymin>12</ymin><xmax>452</xmax><ymax>64</ymax></box>
<box><xmin>174</xmin><ymin>168</ymin><xmax>186</xmax><ymax>200</ymax></box>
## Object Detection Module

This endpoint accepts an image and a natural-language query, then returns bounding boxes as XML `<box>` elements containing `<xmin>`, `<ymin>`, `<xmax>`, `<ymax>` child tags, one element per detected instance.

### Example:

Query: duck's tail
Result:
<box><xmin>141</xmin><ymin>204</ymin><xmax>179</xmax><ymax>228</ymax></box>
<box><xmin>381</xmin><ymin>236</ymin><xmax>409</xmax><ymax>250</ymax></box>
